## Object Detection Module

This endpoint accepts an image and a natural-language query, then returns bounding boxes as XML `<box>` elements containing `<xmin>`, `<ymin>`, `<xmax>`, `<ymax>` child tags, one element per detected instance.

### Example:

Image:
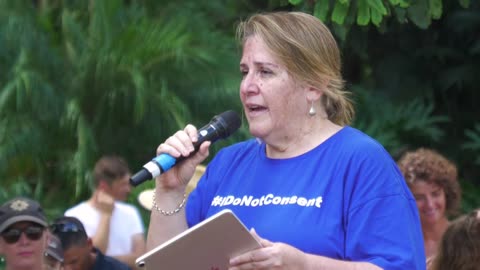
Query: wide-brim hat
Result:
<box><xmin>0</xmin><ymin>197</ymin><xmax>48</xmax><ymax>233</ymax></box>
<box><xmin>138</xmin><ymin>165</ymin><xmax>206</xmax><ymax>210</ymax></box>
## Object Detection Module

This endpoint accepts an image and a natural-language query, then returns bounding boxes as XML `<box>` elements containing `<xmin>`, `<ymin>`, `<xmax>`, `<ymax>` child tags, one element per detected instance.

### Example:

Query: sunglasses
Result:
<box><xmin>50</xmin><ymin>222</ymin><xmax>84</xmax><ymax>234</ymax></box>
<box><xmin>1</xmin><ymin>225</ymin><xmax>44</xmax><ymax>244</ymax></box>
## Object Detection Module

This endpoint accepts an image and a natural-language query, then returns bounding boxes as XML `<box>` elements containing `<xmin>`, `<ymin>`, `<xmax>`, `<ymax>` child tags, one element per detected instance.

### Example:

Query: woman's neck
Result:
<box><xmin>422</xmin><ymin>217</ymin><xmax>449</xmax><ymax>240</ymax></box>
<box><xmin>265</xmin><ymin>118</ymin><xmax>342</xmax><ymax>159</ymax></box>
<box><xmin>422</xmin><ymin>217</ymin><xmax>450</xmax><ymax>258</ymax></box>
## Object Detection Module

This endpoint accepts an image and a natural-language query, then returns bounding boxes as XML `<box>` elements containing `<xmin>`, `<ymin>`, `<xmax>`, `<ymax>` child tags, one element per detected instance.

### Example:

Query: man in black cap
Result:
<box><xmin>0</xmin><ymin>196</ymin><xmax>49</xmax><ymax>270</ymax></box>
<box><xmin>50</xmin><ymin>216</ymin><xmax>131</xmax><ymax>270</ymax></box>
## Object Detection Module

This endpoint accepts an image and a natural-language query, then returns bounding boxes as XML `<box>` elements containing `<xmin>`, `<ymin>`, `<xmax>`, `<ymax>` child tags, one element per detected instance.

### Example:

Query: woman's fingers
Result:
<box><xmin>156</xmin><ymin>124</ymin><xmax>198</xmax><ymax>157</ymax></box>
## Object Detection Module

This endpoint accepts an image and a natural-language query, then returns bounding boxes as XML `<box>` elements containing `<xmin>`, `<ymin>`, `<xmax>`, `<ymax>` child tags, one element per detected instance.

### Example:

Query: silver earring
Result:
<box><xmin>309</xmin><ymin>101</ymin><xmax>316</xmax><ymax>116</ymax></box>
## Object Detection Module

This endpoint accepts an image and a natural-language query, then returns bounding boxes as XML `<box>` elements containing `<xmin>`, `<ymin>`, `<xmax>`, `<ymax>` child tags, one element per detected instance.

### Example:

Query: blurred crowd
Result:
<box><xmin>0</xmin><ymin>155</ymin><xmax>145</xmax><ymax>270</ymax></box>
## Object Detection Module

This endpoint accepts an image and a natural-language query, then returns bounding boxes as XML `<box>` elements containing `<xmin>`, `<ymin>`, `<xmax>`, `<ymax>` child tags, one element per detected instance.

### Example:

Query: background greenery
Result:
<box><xmin>0</xmin><ymin>0</ymin><xmax>479</xmax><ymax>235</ymax></box>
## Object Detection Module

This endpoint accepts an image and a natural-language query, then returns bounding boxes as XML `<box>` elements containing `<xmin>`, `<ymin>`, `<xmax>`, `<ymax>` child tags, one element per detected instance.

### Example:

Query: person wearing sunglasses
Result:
<box><xmin>0</xmin><ymin>196</ymin><xmax>49</xmax><ymax>270</ymax></box>
<box><xmin>50</xmin><ymin>216</ymin><xmax>130</xmax><ymax>270</ymax></box>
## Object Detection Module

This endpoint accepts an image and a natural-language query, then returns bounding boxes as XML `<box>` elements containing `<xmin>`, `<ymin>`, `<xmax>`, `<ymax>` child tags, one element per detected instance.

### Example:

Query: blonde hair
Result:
<box><xmin>236</xmin><ymin>11</ymin><xmax>354</xmax><ymax>125</ymax></box>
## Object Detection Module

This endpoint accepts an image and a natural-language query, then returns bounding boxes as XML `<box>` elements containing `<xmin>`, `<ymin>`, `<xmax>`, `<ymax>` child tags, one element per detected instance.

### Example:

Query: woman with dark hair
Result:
<box><xmin>429</xmin><ymin>209</ymin><xmax>480</xmax><ymax>270</ymax></box>
<box><xmin>397</xmin><ymin>148</ymin><xmax>462</xmax><ymax>261</ymax></box>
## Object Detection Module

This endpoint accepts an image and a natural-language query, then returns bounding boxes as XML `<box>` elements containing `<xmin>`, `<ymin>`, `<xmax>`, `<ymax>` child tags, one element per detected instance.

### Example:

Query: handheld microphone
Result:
<box><xmin>130</xmin><ymin>110</ymin><xmax>241</xmax><ymax>187</ymax></box>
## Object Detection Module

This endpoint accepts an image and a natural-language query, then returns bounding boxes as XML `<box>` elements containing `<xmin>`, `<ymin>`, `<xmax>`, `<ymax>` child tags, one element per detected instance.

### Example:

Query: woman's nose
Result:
<box><xmin>425</xmin><ymin>197</ymin><xmax>434</xmax><ymax>208</ymax></box>
<box><xmin>240</xmin><ymin>73</ymin><xmax>259</xmax><ymax>95</ymax></box>
<box><xmin>17</xmin><ymin>232</ymin><xmax>30</xmax><ymax>245</ymax></box>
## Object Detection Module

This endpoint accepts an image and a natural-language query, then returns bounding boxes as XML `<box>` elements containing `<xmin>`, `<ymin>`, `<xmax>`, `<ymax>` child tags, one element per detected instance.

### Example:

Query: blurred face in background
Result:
<box><xmin>410</xmin><ymin>181</ymin><xmax>447</xmax><ymax>226</ymax></box>
<box><xmin>62</xmin><ymin>241</ymin><xmax>93</xmax><ymax>270</ymax></box>
<box><xmin>102</xmin><ymin>174</ymin><xmax>131</xmax><ymax>201</ymax></box>
<box><xmin>0</xmin><ymin>221</ymin><xmax>47</xmax><ymax>270</ymax></box>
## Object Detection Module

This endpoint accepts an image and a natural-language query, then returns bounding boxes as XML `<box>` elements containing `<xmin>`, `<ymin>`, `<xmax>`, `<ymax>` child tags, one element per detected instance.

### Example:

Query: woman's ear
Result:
<box><xmin>305</xmin><ymin>83</ymin><xmax>329</xmax><ymax>119</ymax></box>
<box><xmin>305</xmin><ymin>85</ymin><xmax>323</xmax><ymax>102</ymax></box>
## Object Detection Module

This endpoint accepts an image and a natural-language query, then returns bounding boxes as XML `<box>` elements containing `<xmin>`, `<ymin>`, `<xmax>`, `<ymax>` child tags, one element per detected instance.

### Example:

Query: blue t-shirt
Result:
<box><xmin>186</xmin><ymin>126</ymin><xmax>426</xmax><ymax>269</ymax></box>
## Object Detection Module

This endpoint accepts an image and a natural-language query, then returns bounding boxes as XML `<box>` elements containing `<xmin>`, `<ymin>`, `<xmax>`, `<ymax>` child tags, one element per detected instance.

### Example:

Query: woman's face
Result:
<box><xmin>0</xmin><ymin>221</ymin><xmax>47</xmax><ymax>269</ymax></box>
<box><xmin>239</xmin><ymin>36</ymin><xmax>308</xmax><ymax>143</ymax></box>
<box><xmin>410</xmin><ymin>181</ymin><xmax>447</xmax><ymax>226</ymax></box>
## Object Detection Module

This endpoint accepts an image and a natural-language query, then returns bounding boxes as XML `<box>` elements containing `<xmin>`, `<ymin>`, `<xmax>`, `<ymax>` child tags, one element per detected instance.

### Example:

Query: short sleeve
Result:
<box><xmin>129</xmin><ymin>205</ymin><xmax>145</xmax><ymax>235</ymax></box>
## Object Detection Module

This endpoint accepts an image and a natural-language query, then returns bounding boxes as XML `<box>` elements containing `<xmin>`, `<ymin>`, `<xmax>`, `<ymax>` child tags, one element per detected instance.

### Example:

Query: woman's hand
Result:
<box><xmin>155</xmin><ymin>124</ymin><xmax>210</xmax><ymax>191</ymax></box>
<box><xmin>228</xmin><ymin>229</ymin><xmax>307</xmax><ymax>270</ymax></box>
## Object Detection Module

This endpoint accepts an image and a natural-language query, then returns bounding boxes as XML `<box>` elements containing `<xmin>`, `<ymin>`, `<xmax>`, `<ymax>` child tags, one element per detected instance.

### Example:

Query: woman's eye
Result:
<box><xmin>414</xmin><ymin>195</ymin><xmax>425</xmax><ymax>202</ymax></box>
<box><xmin>260</xmin><ymin>69</ymin><xmax>272</xmax><ymax>75</ymax></box>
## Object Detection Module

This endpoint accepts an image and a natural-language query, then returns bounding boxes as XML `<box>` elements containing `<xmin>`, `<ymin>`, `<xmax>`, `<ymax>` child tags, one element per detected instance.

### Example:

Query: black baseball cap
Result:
<box><xmin>0</xmin><ymin>196</ymin><xmax>48</xmax><ymax>233</ymax></box>
<box><xmin>50</xmin><ymin>216</ymin><xmax>87</xmax><ymax>237</ymax></box>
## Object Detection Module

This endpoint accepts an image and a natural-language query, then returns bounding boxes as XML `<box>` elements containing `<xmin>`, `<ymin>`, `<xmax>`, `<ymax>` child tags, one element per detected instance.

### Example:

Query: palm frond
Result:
<box><xmin>353</xmin><ymin>87</ymin><xmax>449</xmax><ymax>154</ymax></box>
<box><xmin>462</xmin><ymin>123</ymin><xmax>480</xmax><ymax>164</ymax></box>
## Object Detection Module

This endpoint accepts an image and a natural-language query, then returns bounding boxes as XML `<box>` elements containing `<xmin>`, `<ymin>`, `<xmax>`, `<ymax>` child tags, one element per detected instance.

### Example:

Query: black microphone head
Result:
<box><xmin>213</xmin><ymin>110</ymin><xmax>241</xmax><ymax>138</ymax></box>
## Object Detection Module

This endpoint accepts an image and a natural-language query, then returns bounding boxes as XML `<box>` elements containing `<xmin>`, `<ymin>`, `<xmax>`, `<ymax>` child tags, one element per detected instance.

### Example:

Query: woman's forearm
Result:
<box><xmin>146</xmin><ymin>190</ymin><xmax>189</xmax><ymax>250</ymax></box>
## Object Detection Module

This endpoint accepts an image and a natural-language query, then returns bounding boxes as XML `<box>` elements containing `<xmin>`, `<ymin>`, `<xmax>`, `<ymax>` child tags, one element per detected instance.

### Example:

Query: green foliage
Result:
<box><xmin>459</xmin><ymin>0</ymin><xmax>470</xmax><ymax>8</ymax></box>
<box><xmin>289</xmin><ymin>0</ymin><xmax>304</xmax><ymax>5</ymax></box>
<box><xmin>462</xmin><ymin>123</ymin><xmax>480</xmax><ymax>165</ymax></box>
<box><xmin>0</xmin><ymin>0</ymin><xmax>244</xmax><ymax>219</ymax></box>
<box><xmin>460</xmin><ymin>180</ymin><xmax>480</xmax><ymax>213</ymax></box>
<box><xmin>332</xmin><ymin>1</ymin><xmax>350</xmax><ymax>25</ymax></box>
<box><xmin>314</xmin><ymin>0</ymin><xmax>330</xmax><ymax>22</ymax></box>
<box><xmin>286</xmin><ymin>0</ymin><xmax>471</xmax><ymax>30</ymax></box>
<box><xmin>357</xmin><ymin>0</ymin><xmax>371</xmax><ymax>26</ymax></box>
<box><xmin>353</xmin><ymin>88</ymin><xmax>449</xmax><ymax>156</ymax></box>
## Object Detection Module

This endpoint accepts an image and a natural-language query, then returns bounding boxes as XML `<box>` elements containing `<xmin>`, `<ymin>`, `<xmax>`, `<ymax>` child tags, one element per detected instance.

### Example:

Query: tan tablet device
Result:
<box><xmin>136</xmin><ymin>209</ymin><xmax>261</xmax><ymax>269</ymax></box>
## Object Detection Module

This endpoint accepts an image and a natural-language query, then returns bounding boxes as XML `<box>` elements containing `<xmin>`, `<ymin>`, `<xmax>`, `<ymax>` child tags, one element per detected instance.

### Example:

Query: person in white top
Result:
<box><xmin>65</xmin><ymin>155</ymin><xmax>145</xmax><ymax>269</ymax></box>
